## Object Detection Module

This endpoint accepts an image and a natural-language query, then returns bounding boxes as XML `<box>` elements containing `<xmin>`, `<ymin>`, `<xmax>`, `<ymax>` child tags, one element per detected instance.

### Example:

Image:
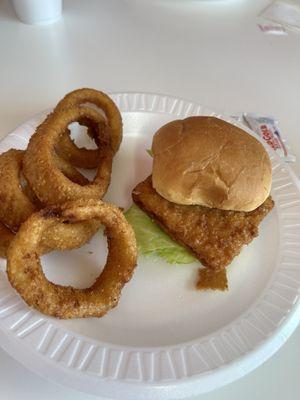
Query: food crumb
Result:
<box><xmin>197</xmin><ymin>268</ymin><xmax>228</xmax><ymax>291</ymax></box>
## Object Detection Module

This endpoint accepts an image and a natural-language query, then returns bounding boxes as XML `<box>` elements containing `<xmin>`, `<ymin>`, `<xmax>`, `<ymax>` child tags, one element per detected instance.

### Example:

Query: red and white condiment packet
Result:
<box><xmin>244</xmin><ymin>113</ymin><xmax>296</xmax><ymax>163</ymax></box>
<box><xmin>258</xmin><ymin>23</ymin><xmax>287</xmax><ymax>35</ymax></box>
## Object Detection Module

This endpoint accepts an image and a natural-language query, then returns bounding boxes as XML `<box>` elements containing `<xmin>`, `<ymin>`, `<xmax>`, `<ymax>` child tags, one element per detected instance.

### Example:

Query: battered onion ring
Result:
<box><xmin>0</xmin><ymin>149</ymin><xmax>88</xmax><ymax>231</ymax></box>
<box><xmin>0</xmin><ymin>149</ymin><xmax>37</xmax><ymax>232</ymax></box>
<box><xmin>0</xmin><ymin>222</ymin><xmax>14</xmax><ymax>258</ymax></box>
<box><xmin>23</xmin><ymin>107</ymin><xmax>113</xmax><ymax>205</ymax></box>
<box><xmin>56</xmin><ymin>115</ymin><xmax>106</xmax><ymax>169</ymax></box>
<box><xmin>54</xmin><ymin>88</ymin><xmax>122</xmax><ymax>167</ymax></box>
<box><xmin>0</xmin><ymin>149</ymin><xmax>100</xmax><ymax>255</ymax></box>
<box><xmin>22</xmin><ymin>154</ymin><xmax>88</xmax><ymax>205</ymax></box>
<box><xmin>7</xmin><ymin>199</ymin><xmax>137</xmax><ymax>319</ymax></box>
<box><xmin>52</xmin><ymin>152</ymin><xmax>89</xmax><ymax>186</ymax></box>
<box><xmin>39</xmin><ymin>218</ymin><xmax>101</xmax><ymax>255</ymax></box>
<box><xmin>0</xmin><ymin>218</ymin><xmax>101</xmax><ymax>259</ymax></box>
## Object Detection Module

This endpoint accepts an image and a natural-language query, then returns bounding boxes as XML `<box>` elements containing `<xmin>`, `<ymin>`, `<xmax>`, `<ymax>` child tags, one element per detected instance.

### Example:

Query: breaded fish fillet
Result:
<box><xmin>132</xmin><ymin>176</ymin><xmax>274</xmax><ymax>270</ymax></box>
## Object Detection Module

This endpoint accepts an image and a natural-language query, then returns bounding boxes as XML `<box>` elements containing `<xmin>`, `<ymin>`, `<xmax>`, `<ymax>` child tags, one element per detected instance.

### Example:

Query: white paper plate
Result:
<box><xmin>0</xmin><ymin>93</ymin><xmax>299</xmax><ymax>399</ymax></box>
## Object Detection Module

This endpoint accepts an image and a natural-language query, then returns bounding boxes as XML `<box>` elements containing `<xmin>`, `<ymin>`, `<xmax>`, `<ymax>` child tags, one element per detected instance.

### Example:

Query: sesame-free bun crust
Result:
<box><xmin>152</xmin><ymin>116</ymin><xmax>272</xmax><ymax>212</ymax></box>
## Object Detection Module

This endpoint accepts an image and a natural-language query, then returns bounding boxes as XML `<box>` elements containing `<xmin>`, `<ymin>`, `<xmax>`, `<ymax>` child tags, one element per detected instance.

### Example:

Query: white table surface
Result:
<box><xmin>0</xmin><ymin>0</ymin><xmax>299</xmax><ymax>398</ymax></box>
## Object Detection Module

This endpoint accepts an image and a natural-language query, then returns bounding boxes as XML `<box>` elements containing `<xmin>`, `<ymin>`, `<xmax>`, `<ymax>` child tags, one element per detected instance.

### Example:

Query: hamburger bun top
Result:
<box><xmin>151</xmin><ymin>116</ymin><xmax>272</xmax><ymax>212</ymax></box>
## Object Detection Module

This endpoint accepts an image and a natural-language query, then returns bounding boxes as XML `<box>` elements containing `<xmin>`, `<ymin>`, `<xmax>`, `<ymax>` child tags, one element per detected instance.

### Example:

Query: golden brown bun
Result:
<box><xmin>152</xmin><ymin>116</ymin><xmax>272</xmax><ymax>212</ymax></box>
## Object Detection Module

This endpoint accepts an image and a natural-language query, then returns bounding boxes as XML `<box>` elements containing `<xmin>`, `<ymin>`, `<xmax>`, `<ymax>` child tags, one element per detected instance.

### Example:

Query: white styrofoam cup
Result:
<box><xmin>11</xmin><ymin>0</ymin><xmax>62</xmax><ymax>25</ymax></box>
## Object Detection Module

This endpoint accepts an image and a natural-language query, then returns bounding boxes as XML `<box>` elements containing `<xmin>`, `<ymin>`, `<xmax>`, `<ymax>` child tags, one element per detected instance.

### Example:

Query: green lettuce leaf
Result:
<box><xmin>146</xmin><ymin>149</ymin><xmax>153</xmax><ymax>157</ymax></box>
<box><xmin>125</xmin><ymin>204</ymin><xmax>196</xmax><ymax>264</ymax></box>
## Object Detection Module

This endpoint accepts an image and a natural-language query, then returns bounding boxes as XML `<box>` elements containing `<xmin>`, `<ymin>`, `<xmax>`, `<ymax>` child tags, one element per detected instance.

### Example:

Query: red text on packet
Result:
<box><xmin>260</xmin><ymin>124</ymin><xmax>281</xmax><ymax>150</ymax></box>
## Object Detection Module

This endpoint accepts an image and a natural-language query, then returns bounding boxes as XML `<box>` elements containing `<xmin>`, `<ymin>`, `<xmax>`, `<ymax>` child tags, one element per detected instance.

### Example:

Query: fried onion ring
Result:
<box><xmin>0</xmin><ymin>222</ymin><xmax>14</xmax><ymax>258</ymax></box>
<box><xmin>0</xmin><ymin>218</ymin><xmax>101</xmax><ymax>259</ymax></box>
<box><xmin>55</xmin><ymin>114</ymin><xmax>107</xmax><ymax>169</ymax></box>
<box><xmin>0</xmin><ymin>149</ymin><xmax>89</xmax><ymax>231</ymax></box>
<box><xmin>52</xmin><ymin>152</ymin><xmax>89</xmax><ymax>186</ymax></box>
<box><xmin>0</xmin><ymin>149</ymin><xmax>37</xmax><ymax>232</ymax></box>
<box><xmin>0</xmin><ymin>149</ymin><xmax>100</xmax><ymax>256</ymax></box>
<box><xmin>7</xmin><ymin>199</ymin><xmax>137</xmax><ymax>319</ymax></box>
<box><xmin>55</xmin><ymin>88</ymin><xmax>122</xmax><ymax>168</ymax></box>
<box><xmin>23</xmin><ymin>107</ymin><xmax>113</xmax><ymax>205</ymax></box>
<box><xmin>40</xmin><ymin>216</ymin><xmax>101</xmax><ymax>255</ymax></box>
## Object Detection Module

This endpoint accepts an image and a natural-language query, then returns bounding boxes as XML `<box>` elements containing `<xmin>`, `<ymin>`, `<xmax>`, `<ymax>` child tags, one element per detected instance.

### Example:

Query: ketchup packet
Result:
<box><xmin>258</xmin><ymin>23</ymin><xmax>288</xmax><ymax>35</ymax></box>
<box><xmin>243</xmin><ymin>113</ymin><xmax>296</xmax><ymax>163</ymax></box>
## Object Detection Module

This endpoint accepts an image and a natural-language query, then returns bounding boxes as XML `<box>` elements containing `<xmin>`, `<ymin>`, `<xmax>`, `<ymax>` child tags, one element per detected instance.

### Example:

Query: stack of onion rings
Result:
<box><xmin>2</xmin><ymin>88</ymin><xmax>137</xmax><ymax>320</ymax></box>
